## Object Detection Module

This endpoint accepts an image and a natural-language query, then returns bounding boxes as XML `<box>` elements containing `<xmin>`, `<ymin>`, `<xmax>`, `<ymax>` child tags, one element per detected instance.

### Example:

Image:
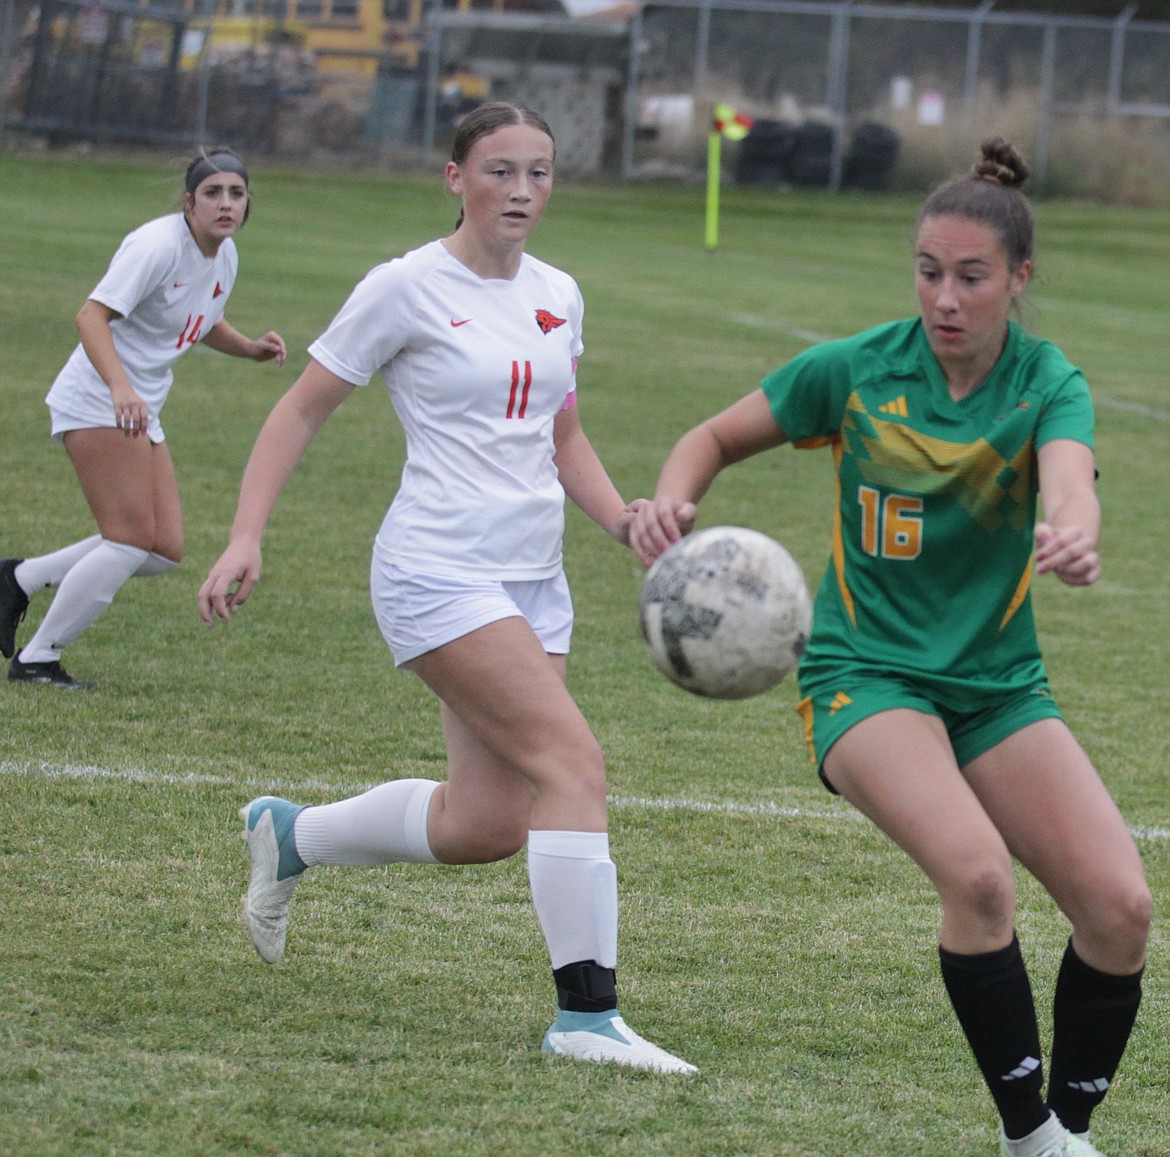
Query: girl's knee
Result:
<box><xmin>1070</xmin><ymin>874</ymin><xmax>1151</xmax><ymax>972</ymax></box>
<box><xmin>943</xmin><ymin>859</ymin><xmax>1017</xmax><ymax>934</ymax></box>
<box><xmin>1101</xmin><ymin>880</ymin><xmax>1152</xmax><ymax>952</ymax></box>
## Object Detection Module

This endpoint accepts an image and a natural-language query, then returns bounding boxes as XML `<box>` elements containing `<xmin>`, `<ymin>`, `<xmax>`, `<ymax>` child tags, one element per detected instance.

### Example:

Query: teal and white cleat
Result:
<box><xmin>239</xmin><ymin>796</ymin><xmax>308</xmax><ymax>964</ymax></box>
<box><xmin>542</xmin><ymin>1010</ymin><xmax>697</xmax><ymax>1074</ymax></box>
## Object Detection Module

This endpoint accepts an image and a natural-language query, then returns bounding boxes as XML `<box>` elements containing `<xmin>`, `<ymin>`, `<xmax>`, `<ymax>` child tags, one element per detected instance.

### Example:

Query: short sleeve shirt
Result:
<box><xmin>762</xmin><ymin>319</ymin><xmax>1094</xmax><ymax>702</ymax></box>
<box><xmin>308</xmin><ymin>240</ymin><xmax>584</xmax><ymax>580</ymax></box>
<box><xmin>46</xmin><ymin>214</ymin><xmax>237</xmax><ymax>426</ymax></box>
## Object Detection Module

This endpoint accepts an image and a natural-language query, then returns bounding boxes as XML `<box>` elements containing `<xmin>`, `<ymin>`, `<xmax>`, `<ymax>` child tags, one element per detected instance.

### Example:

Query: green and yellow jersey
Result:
<box><xmin>762</xmin><ymin>318</ymin><xmax>1094</xmax><ymax>708</ymax></box>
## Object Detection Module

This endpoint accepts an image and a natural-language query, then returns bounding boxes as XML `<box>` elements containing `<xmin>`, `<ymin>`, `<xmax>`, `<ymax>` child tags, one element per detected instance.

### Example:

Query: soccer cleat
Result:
<box><xmin>1000</xmin><ymin>1113</ymin><xmax>1107</xmax><ymax>1157</ymax></box>
<box><xmin>7</xmin><ymin>655</ymin><xmax>93</xmax><ymax>690</ymax></box>
<box><xmin>240</xmin><ymin>796</ymin><xmax>309</xmax><ymax>964</ymax></box>
<box><xmin>0</xmin><ymin>559</ymin><xmax>29</xmax><ymax>660</ymax></box>
<box><xmin>542</xmin><ymin>1009</ymin><xmax>698</xmax><ymax>1074</ymax></box>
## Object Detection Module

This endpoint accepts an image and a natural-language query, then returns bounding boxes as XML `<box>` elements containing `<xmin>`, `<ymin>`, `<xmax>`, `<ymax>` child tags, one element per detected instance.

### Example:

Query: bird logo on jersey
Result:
<box><xmin>534</xmin><ymin>309</ymin><xmax>566</xmax><ymax>334</ymax></box>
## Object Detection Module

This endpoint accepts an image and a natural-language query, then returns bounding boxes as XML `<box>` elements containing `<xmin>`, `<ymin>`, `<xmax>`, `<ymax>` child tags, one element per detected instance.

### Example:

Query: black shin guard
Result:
<box><xmin>939</xmin><ymin>935</ymin><xmax>1050</xmax><ymax>1140</ymax></box>
<box><xmin>1046</xmin><ymin>940</ymin><xmax>1143</xmax><ymax>1135</ymax></box>
<box><xmin>553</xmin><ymin>959</ymin><xmax>618</xmax><ymax>1013</ymax></box>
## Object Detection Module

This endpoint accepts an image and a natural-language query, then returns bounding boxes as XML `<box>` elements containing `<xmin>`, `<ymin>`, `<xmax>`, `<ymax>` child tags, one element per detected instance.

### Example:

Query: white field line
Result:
<box><xmin>3</xmin><ymin>759</ymin><xmax>1168</xmax><ymax>843</ymax></box>
<box><xmin>1094</xmin><ymin>395</ymin><xmax>1170</xmax><ymax>424</ymax></box>
<box><xmin>729</xmin><ymin>314</ymin><xmax>834</xmax><ymax>344</ymax></box>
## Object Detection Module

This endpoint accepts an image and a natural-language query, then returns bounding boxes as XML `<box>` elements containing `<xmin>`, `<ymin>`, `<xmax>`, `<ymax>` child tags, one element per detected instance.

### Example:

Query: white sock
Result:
<box><xmin>18</xmin><ymin>539</ymin><xmax>148</xmax><ymax>663</ymax></box>
<box><xmin>14</xmin><ymin>535</ymin><xmax>103</xmax><ymax>593</ymax></box>
<box><xmin>134</xmin><ymin>552</ymin><xmax>178</xmax><ymax>578</ymax></box>
<box><xmin>528</xmin><ymin>830</ymin><xmax>618</xmax><ymax>970</ymax></box>
<box><xmin>293</xmin><ymin>779</ymin><xmax>440</xmax><ymax>866</ymax></box>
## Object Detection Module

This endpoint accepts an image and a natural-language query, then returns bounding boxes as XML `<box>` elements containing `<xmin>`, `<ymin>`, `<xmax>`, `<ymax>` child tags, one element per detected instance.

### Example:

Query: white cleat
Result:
<box><xmin>239</xmin><ymin>797</ymin><xmax>306</xmax><ymax>964</ymax></box>
<box><xmin>1000</xmin><ymin>1113</ymin><xmax>1107</xmax><ymax>1157</ymax></box>
<box><xmin>542</xmin><ymin>1012</ymin><xmax>698</xmax><ymax>1074</ymax></box>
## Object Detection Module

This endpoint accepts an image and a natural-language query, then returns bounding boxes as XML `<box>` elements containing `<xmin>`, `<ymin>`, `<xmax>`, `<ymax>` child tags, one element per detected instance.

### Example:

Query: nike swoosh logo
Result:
<box><xmin>450</xmin><ymin>318</ymin><xmax>472</xmax><ymax>327</ymax></box>
<box><xmin>173</xmin><ymin>282</ymin><xmax>186</xmax><ymax>288</ymax></box>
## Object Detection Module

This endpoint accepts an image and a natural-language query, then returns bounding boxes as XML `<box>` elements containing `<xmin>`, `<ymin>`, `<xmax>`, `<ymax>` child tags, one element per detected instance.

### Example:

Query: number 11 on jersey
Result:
<box><xmin>506</xmin><ymin>360</ymin><xmax>533</xmax><ymax>419</ymax></box>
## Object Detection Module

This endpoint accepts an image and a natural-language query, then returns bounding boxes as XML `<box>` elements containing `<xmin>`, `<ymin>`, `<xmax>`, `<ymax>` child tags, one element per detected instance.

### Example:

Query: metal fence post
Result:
<box><xmin>0</xmin><ymin>0</ymin><xmax>13</xmax><ymax>133</ymax></box>
<box><xmin>622</xmin><ymin>1</ymin><xmax>646</xmax><ymax>180</ymax></box>
<box><xmin>825</xmin><ymin>1</ymin><xmax>850</xmax><ymax>192</ymax></box>
<box><xmin>421</xmin><ymin>0</ymin><xmax>442</xmax><ymax>169</ymax></box>
<box><xmin>693</xmin><ymin>0</ymin><xmax>711</xmax><ymax>94</ymax></box>
<box><xmin>1033</xmin><ymin>19</ymin><xmax>1057</xmax><ymax>191</ymax></box>
<box><xmin>964</xmin><ymin>0</ymin><xmax>996</xmax><ymax>115</ymax></box>
<box><xmin>1108</xmin><ymin>3</ymin><xmax>1138</xmax><ymax>113</ymax></box>
<box><xmin>194</xmin><ymin>0</ymin><xmax>215</xmax><ymax>146</ymax></box>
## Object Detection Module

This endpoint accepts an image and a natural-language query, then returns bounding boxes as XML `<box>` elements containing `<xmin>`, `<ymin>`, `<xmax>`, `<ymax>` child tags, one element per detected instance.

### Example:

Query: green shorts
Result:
<box><xmin>795</xmin><ymin>671</ymin><xmax>1064</xmax><ymax>793</ymax></box>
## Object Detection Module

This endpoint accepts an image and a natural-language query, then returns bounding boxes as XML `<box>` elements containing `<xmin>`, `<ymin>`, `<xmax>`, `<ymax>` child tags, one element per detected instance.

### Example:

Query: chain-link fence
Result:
<box><xmin>3</xmin><ymin>0</ymin><xmax>1170</xmax><ymax>201</ymax></box>
<box><xmin>625</xmin><ymin>1</ymin><xmax>1170</xmax><ymax>201</ymax></box>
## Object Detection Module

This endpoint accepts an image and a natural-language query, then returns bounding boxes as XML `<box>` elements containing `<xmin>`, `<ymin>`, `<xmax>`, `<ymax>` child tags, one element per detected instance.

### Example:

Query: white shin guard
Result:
<box><xmin>528</xmin><ymin>830</ymin><xmax>618</xmax><ymax>971</ymax></box>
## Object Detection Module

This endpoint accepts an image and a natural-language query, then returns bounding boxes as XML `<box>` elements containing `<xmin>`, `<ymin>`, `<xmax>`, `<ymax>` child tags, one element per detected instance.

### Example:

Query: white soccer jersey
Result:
<box><xmin>308</xmin><ymin>240</ymin><xmax>584</xmax><ymax>580</ymax></box>
<box><xmin>45</xmin><ymin>213</ymin><xmax>238</xmax><ymax>429</ymax></box>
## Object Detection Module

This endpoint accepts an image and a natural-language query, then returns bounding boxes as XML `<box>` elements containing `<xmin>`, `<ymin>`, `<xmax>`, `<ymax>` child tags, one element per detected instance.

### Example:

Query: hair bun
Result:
<box><xmin>972</xmin><ymin>136</ymin><xmax>1030</xmax><ymax>189</ymax></box>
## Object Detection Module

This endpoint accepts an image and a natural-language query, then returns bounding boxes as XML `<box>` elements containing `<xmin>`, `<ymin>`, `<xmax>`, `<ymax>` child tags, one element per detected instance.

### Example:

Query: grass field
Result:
<box><xmin>0</xmin><ymin>150</ymin><xmax>1167</xmax><ymax>1157</ymax></box>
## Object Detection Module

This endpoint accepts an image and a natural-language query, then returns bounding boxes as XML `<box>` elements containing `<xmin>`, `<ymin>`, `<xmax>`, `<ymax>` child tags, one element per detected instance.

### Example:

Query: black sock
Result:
<box><xmin>939</xmin><ymin>935</ymin><xmax>1050</xmax><ymax>1141</ymax></box>
<box><xmin>1046</xmin><ymin>940</ymin><xmax>1143</xmax><ymax>1134</ymax></box>
<box><xmin>553</xmin><ymin>959</ymin><xmax>618</xmax><ymax>1013</ymax></box>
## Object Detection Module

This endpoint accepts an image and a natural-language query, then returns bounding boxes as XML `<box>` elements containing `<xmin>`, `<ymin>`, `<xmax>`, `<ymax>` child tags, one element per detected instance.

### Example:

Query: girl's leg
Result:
<box><xmin>16</xmin><ymin>433</ymin><xmax>181</xmax><ymax>670</ymax></box>
<box><xmin>823</xmin><ymin>710</ymin><xmax>1050</xmax><ymax>1139</ymax></box>
<box><xmin>410</xmin><ymin>623</ymin><xmax>623</xmax><ymax>1011</ymax></box>
<box><xmin>243</xmin><ymin>618</ymin><xmax>694</xmax><ymax>1070</ymax></box>
<box><xmin>964</xmin><ymin>720</ymin><xmax>1150</xmax><ymax>1134</ymax></box>
<box><xmin>13</xmin><ymin>536</ymin><xmax>103</xmax><ymax>593</ymax></box>
<box><xmin>290</xmin><ymin>619</ymin><xmax>594</xmax><ymax>870</ymax></box>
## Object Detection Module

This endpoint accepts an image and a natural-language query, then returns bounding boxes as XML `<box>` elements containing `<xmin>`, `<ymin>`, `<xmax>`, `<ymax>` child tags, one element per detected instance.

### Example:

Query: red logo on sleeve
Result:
<box><xmin>213</xmin><ymin>282</ymin><xmax>225</xmax><ymax>298</ymax></box>
<box><xmin>534</xmin><ymin>309</ymin><xmax>566</xmax><ymax>334</ymax></box>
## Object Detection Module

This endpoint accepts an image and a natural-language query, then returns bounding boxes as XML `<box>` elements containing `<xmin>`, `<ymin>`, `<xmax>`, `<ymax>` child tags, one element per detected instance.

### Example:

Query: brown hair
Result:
<box><xmin>450</xmin><ymin>103</ymin><xmax>555</xmax><ymax>166</ymax></box>
<box><xmin>917</xmin><ymin>136</ymin><xmax>1033</xmax><ymax>272</ymax></box>
<box><xmin>449</xmin><ymin>104</ymin><xmax>555</xmax><ymax>230</ymax></box>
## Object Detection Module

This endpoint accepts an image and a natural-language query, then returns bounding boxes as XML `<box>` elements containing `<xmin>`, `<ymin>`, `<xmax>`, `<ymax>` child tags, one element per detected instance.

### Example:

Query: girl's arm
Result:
<box><xmin>630</xmin><ymin>389</ymin><xmax>788</xmax><ymax>565</ymax></box>
<box><xmin>202</xmin><ymin>318</ymin><xmax>287</xmax><ymax>365</ymax></box>
<box><xmin>75</xmin><ymin>299</ymin><xmax>147</xmax><ymax>436</ymax></box>
<box><xmin>552</xmin><ymin>404</ymin><xmax>639</xmax><ymax>544</ymax></box>
<box><xmin>1035</xmin><ymin>438</ymin><xmax>1101</xmax><ymax>586</ymax></box>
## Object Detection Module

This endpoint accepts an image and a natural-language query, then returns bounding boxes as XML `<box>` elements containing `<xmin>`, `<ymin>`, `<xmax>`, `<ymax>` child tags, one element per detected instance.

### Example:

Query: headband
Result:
<box><xmin>186</xmin><ymin>152</ymin><xmax>249</xmax><ymax>194</ymax></box>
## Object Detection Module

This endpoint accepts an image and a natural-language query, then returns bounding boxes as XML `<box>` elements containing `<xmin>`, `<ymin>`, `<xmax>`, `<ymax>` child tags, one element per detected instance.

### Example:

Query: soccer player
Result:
<box><xmin>1</xmin><ymin>148</ymin><xmax>286</xmax><ymax>688</ymax></box>
<box><xmin>630</xmin><ymin>138</ymin><xmax>1148</xmax><ymax>1154</ymax></box>
<box><xmin>197</xmin><ymin>104</ymin><xmax>695</xmax><ymax>1075</ymax></box>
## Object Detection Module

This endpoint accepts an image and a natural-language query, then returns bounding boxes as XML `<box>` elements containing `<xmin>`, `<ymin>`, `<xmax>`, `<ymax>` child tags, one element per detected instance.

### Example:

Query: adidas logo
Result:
<box><xmin>878</xmin><ymin>396</ymin><xmax>908</xmax><ymax>417</ymax></box>
<box><xmin>1001</xmin><ymin>1056</ymin><xmax>1041</xmax><ymax>1082</ymax></box>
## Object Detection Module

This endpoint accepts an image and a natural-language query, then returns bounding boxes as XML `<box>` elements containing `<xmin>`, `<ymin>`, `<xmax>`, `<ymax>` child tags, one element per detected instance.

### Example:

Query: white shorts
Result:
<box><xmin>370</xmin><ymin>563</ymin><xmax>574</xmax><ymax>667</ymax></box>
<box><xmin>50</xmin><ymin>405</ymin><xmax>166</xmax><ymax>445</ymax></box>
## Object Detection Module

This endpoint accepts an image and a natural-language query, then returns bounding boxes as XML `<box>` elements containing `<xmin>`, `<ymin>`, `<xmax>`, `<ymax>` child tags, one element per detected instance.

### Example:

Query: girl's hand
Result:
<box><xmin>198</xmin><ymin>540</ymin><xmax>263</xmax><ymax>626</ymax></box>
<box><xmin>1034</xmin><ymin>522</ymin><xmax>1100</xmax><ymax>587</ymax></box>
<box><xmin>110</xmin><ymin>383</ymin><xmax>149</xmax><ymax>438</ymax></box>
<box><xmin>629</xmin><ymin>498</ymin><xmax>697</xmax><ymax>567</ymax></box>
<box><xmin>250</xmin><ymin>331</ymin><xmax>287</xmax><ymax>366</ymax></box>
<box><xmin>611</xmin><ymin>498</ymin><xmax>649</xmax><ymax>547</ymax></box>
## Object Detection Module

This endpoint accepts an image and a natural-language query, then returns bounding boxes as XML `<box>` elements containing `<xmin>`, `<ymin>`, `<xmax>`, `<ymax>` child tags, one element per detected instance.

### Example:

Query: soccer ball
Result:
<box><xmin>639</xmin><ymin>525</ymin><xmax>812</xmax><ymax>700</ymax></box>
